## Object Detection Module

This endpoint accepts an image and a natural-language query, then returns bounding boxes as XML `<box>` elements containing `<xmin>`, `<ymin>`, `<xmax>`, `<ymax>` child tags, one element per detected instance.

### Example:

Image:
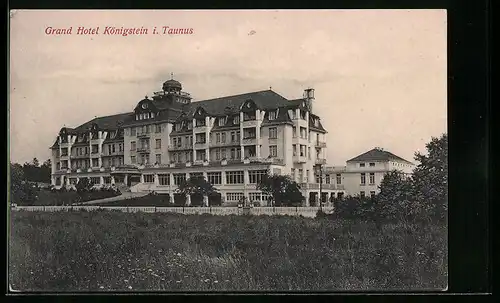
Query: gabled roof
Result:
<box><xmin>189</xmin><ymin>90</ymin><xmax>290</xmax><ymax>115</ymax></box>
<box><xmin>347</xmin><ymin>148</ymin><xmax>413</xmax><ymax>164</ymax></box>
<box><xmin>74</xmin><ymin>112</ymin><xmax>133</xmax><ymax>132</ymax></box>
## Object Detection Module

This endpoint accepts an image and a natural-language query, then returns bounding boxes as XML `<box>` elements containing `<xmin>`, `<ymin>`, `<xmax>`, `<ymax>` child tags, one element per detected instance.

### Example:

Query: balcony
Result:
<box><xmin>242</xmin><ymin>137</ymin><xmax>256</xmax><ymax>145</ymax></box>
<box><xmin>136</xmin><ymin>146</ymin><xmax>150</xmax><ymax>153</ymax></box>
<box><xmin>293</xmin><ymin>156</ymin><xmax>307</xmax><ymax>164</ymax></box>
<box><xmin>90</xmin><ymin>151</ymin><xmax>102</xmax><ymax>158</ymax></box>
<box><xmin>193</xmin><ymin>125</ymin><xmax>210</xmax><ymax>133</ymax></box>
<box><xmin>316</xmin><ymin>141</ymin><xmax>327</xmax><ymax>148</ymax></box>
<box><xmin>298</xmin><ymin>183</ymin><xmax>344</xmax><ymax>190</ymax></box>
<box><xmin>102</xmin><ymin>151</ymin><xmax>124</xmax><ymax>157</ymax></box>
<box><xmin>241</xmin><ymin>120</ymin><xmax>258</xmax><ymax>128</ymax></box>
<box><xmin>209</xmin><ymin>140</ymin><xmax>240</xmax><ymax>148</ymax></box>
<box><xmin>169</xmin><ymin>144</ymin><xmax>192</xmax><ymax>151</ymax></box>
<box><xmin>194</xmin><ymin>142</ymin><xmax>208</xmax><ymax>149</ymax></box>
<box><xmin>315</xmin><ymin>158</ymin><xmax>327</xmax><ymax>165</ymax></box>
<box><xmin>60</xmin><ymin>154</ymin><xmax>70</xmax><ymax>160</ymax></box>
<box><xmin>136</xmin><ymin>132</ymin><xmax>150</xmax><ymax>138</ymax></box>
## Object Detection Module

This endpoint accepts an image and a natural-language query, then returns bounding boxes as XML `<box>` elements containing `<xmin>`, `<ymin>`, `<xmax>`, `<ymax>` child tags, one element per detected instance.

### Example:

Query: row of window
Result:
<box><xmin>360</xmin><ymin>173</ymin><xmax>376</xmax><ymax>185</ymax></box>
<box><xmin>292</xmin><ymin>169</ymin><xmax>344</xmax><ymax>184</ymax></box>
<box><xmin>130</xmin><ymin>124</ymin><xmax>163</xmax><ymax>136</ymax></box>
<box><xmin>293</xmin><ymin>144</ymin><xmax>319</xmax><ymax>158</ymax></box>
<box><xmin>359</xmin><ymin>162</ymin><xmax>376</xmax><ymax>167</ymax></box>
<box><xmin>360</xmin><ymin>191</ymin><xmax>376</xmax><ymax>198</ymax></box>
<box><xmin>130</xmin><ymin>139</ymin><xmax>162</xmax><ymax>151</ymax></box>
<box><xmin>140</xmin><ymin>170</ymin><xmax>268</xmax><ymax>186</ymax></box>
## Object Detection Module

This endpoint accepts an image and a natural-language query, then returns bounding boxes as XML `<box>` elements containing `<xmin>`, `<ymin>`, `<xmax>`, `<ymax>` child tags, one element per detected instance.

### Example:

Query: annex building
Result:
<box><xmin>50</xmin><ymin>78</ymin><xmax>345</xmax><ymax>206</ymax></box>
<box><xmin>324</xmin><ymin>147</ymin><xmax>415</xmax><ymax>198</ymax></box>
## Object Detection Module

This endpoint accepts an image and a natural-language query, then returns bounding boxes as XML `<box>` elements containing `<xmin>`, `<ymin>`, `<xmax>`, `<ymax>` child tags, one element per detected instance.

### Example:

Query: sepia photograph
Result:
<box><xmin>8</xmin><ymin>9</ymin><xmax>447</xmax><ymax>292</ymax></box>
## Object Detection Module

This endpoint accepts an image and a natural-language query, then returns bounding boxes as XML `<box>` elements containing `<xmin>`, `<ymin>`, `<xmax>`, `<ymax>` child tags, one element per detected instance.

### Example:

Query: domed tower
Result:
<box><xmin>152</xmin><ymin>73</ymin><xmax>192</xmax><ymax>104</ymax></box>
<box><xmin>162</xmin><ymin>79</ymin><xmax>182</xmax><ymax>93</ymax></box>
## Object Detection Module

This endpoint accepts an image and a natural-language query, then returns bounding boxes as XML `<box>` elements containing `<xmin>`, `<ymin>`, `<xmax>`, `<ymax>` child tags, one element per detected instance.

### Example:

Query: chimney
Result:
<box><xmin>303</xmin><ymin>88</ymin><xmax>315</xmax><ymax>112</ymax></box>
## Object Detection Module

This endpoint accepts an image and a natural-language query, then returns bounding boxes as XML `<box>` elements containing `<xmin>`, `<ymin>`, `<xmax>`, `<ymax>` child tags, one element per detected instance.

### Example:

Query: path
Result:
<box><xmin>73</xmin><ymin>191</ymin><xmax>149</xmax><ymax>205</ymax></box>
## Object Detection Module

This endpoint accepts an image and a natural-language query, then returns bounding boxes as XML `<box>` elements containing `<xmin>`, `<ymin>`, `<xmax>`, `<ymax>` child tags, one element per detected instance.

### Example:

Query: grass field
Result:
<box><xmin>9</xmin><ymin>211</ymin><xmax>447</xmax><ymax>292</ymax></box>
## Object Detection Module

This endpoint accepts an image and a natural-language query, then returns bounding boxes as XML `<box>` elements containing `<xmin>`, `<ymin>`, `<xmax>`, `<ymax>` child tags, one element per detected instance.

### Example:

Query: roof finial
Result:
<box><xmin>145</xmin><ymin>95</ymin><xmax>148</xmax><ymax>99</ymax></box>
<box><xmin>269</xmin><ymin>86</ymin><xmax>272</xmax><ymax>90</ymax></box>
<box><xmin>171</xmin><ymin>72</ymin><xmax>174</xmax><ymax>80</ymax></box>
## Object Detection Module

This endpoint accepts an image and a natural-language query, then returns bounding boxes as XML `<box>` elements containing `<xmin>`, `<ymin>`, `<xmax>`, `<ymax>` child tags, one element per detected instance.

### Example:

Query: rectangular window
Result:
<box><xmin>325</xmin><ymin>174</ymin><xmax>330</xmax><ymax>184</ymax></box>
<box><xmin>226</xmin><ymin>192</ymin><xmax>244</xmax><ymax>202</ymax></box>
<box><xmin>131</xmin><ymin>128</ymin><xmax>136</xmax><ymax>136</ymax></box>
<box><xmin>216</xmin><ymin>133</ymin><xmax>221</xmax><ymax>143</ymax></box>
<box><xmin>190</xmin><ymin>172</ymin><xmax>204</xmax><ymax>179</ymax></box>
<box><xmin>102</xmin><ymin>177</ymin><xmax>111</xmax><ymax>184</ymax></box>
<box><xmin>156</xmin><ymin>154</ymin><xmax>162</xmax><ymax>164</ymax></box>
<box><xmin>269</xmin><ymin>127</ymin><xmax>277</xmax><ymax>139</ymax></box>
<box><xmin>292</xmin><ymin>126</ymin><xmax>297</xmax><ymax>138</ymax></box>
<box><xmin>233</xmin><ymin>116</ymin><xmax>240</xmax><ymax>124</ymax></box>
<box><xmin>369</xmin><ymin>173</ymin><xmax>375</xmax><ymax>184</ymax></box>
<box><xmin>269</xmin><ymin>145</ymin><xmax>277</xmax><ymax>157</ymax></box>
<box><xmin>369</xmin><ymin>162</ymin><xmax>375</xmax><ymax>167</ymax></box>
<box><xmin>360</xmin><ymin>173</ymin><xmax>366</xmax><ymax>185</ymax></box>
<box><xmin>291</xmin><ymin>168</ymin><xmax>295</xmax><ymax>180</ymax></box>
<box><xmin>207</xmin><ymin>172</ymin><xmax>222</xmax><ymax>185</ymax></box>
<box><xmin>159</xmin><ymin>174</ymin><xmax>170</xmax><ymax>186</ymax></box>
<box><xmin>298</xmin><ymin>169</ymin><xmax>303</xmax><ymax>182</ymax></box>
<box><xmin>293</xmin><ymin>144</ymin><xmax>297</xmax><ymax>156</ymax></box>
<box><xmin>155</xmin><ymin>124</ymin><xmax>162</xmax><ymax>133</ymax></box>
<box><xmin>268</xmin><ymin>111</ymin><xmax>277</xmax><ymax>120</ymax></box>
<box><xmin>300</xmin><ymin>127</ymin><xmax>307</xmax><ymax>138</ymax></box>
<box><xmin>230</xmin><ymin>131</ymin><xmax>236</xmax><ymax>143</ymax></box>
<box><xmin>360</xmin><ymin>163</ymin><xmax>366</xmax><ymax>167</ymax></box>
<box><xmin>360</xmin><ymin>191</ymin><xmax>366</xmax><ymax>198</ymax></box>
<box><xmin>226</xmin><ymin>171</ymin><xmax>244</xmax><ymax>184</ymax></box>
<box><xmin>249</xmin><ymin>170</ymin><xmax>267</xmax><ymax>184</ymax></box>
<box><xmin>108</xmin><ymin>145</ymin><xmax>112</xmax><ymax>155</ymax></box>
<box><xmin>131</xmin><ymin>156</ymin><xmax>136</xmax><ymax>164</ymax></box>
<box><xmin>370</xmin><ymin>191</ymin><xmax>376</xmax><ymax>198</ymax></box>
<box><xmin>308</xmin><ymin>147</ymin><xmax>311</xmax><ymax>159</ymax></box>
<box><xmin>131</xmin><ymin>141</ymin><xmax>136</xmax><ymax>151</ymax></box>
<box><xmin>156</xmin><ymin>139</ymin><xmax>161</xmax><ymax>149</ymax></box>
<box><xmin>221</xmin><ymin>148</ymin><xmax>227</xmax><ymax>159</ymax></box>
<box><xmin>196</xmin><ymin>150</ymin><xmax>206</xmax><ymax>161</ymax></box>
<box><xmin>218</xmin><ymin>118</ymin><xmax>225</xmax><ymax>126</ymax></box>
<box><xmin>90</xmin><ymin>177</ymin><xmax>101</xmax><ymax>185</ymax></box>
<box><xmin>221</xmin><ymin>132</ymin><xmax>226</xmax><ymax>143</ymax></box>
<box><xmin>173</xmin><ymin>173</ymin><xmax>186</xmax><ymax>185</ymax></box>
<box><xmin>305</xmin><ymin>170</ymin><xmax>309</xmax><ymax>183</ymax></box>
<box><xmin>215</xmin><ymin>148</ymin><xmax>221</xmax><ymax>160</ymax></box>
<box><xmin>144</xmin><ymin>174</ymin><xmax>154</xmax><ymax>183</ymax></box>
<box><xmin>196</xmin><ymin>118</ymin><xmax>206</xmax><ymax>127</ymax></box>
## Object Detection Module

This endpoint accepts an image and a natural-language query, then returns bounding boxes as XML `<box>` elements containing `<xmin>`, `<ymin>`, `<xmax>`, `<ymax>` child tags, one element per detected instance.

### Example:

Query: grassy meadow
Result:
<box><xmin>9</xmin><ymin>211</ymin><xmax>447</xmax><ymax>292</ymax></box>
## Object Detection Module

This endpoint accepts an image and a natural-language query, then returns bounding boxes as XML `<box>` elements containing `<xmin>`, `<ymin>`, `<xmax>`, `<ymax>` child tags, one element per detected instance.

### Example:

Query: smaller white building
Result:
<box><xmin>324</xmin><ymin>147</ymin><xmax>415</xmax><ymax>198</ymax></box>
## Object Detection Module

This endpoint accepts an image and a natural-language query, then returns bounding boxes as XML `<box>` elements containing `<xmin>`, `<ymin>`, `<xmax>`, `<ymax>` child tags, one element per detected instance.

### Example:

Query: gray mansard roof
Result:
<box><xmin>52</xmin><ymin>88</ymin><xmax>326</xmax><ymax>148</ymax></box>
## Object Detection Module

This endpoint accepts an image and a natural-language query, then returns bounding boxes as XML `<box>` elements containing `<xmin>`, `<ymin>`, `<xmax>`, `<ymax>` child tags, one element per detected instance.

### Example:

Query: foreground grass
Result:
<box><xmin>9</xmin><ymin>211</ymin><xmax>447</xmax><ymax>291</ymax></box>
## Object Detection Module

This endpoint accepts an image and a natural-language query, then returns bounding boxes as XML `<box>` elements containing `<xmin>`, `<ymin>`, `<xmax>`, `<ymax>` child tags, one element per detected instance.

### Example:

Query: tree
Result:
<box><xmin>10</xmin><ymin>163</ymin><xmax>37</xmax><ymax>205</ymax></box>
<box><xmin>257</xmin><ymin>174</ymin><xmax>304</xmax><ymax>206</ymax></box>
<box><xmin>176</xmin><ymin>176</ymin><xmax>218</xmax><ymax>206</ymax></box>
<box><xmin>75</xmin><ymin>177</ymin><xmax>94</xmax><ymax>193</ymax></box>
<box><xmin>411</xmin><ymin>133</ymin><xmax>448</xmax><ymax>221</ymax></box>
<box><xmin>376</xmin><ymin>170</ymin><xmax>413</xmax><ymax>220</ymax></box>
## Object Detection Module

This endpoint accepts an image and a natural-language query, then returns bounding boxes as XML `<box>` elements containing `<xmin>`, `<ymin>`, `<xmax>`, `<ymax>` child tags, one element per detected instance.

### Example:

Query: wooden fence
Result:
<box><xmin>12</xmin><ymin>205</ymin><xmax>334</xmax><ymax>218</ymax></box>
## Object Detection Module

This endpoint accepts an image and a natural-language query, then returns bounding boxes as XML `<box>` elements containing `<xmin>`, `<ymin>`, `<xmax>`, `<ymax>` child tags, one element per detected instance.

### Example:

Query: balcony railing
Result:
<box><xmin>298</xmin><ymin>183</ymin><xmax>344</xmax><ymax>190</ymax></box>
<box><xmin>102</xmin><ymin>151</ymin><xmax>124</xmax><ymax>156</ymax></box>
<box><xmin>315</xmin><ymin>158</ymin><xmax>327</xmax><ymax>165</ymax></box>
<box><xmin>293</xmin><ymin>156</ymin><xmax>307</xmax><ymax>163</ymax></box>
<box><xmin>316</xmin><ymin>141</ymin><xmax>327</xmax><ymax>148</ymax></box>
<box><xmin>136</xmin><ymin>146</ymin><xmax>150</xmax><ymax>153</ymax></box>
<box><xmin>194</xmin><ymin>142</ymin><xmax>207</xmax><ymax>149</ymax></box>
<box><xmin>136</xmin><ymin>133</ymin><xmax>151</xmax><ymax>138</ymax></box>
<box><xmin>209</xmin><ymin>140</ymin><xmax>240</xmax><ymax>147</ymax></box>
<box><xmin>242</xmin><ymin>137</ymin><xmax>257</xmax><ymax>145</ymax></box>
<box><xmin>169</xmin><ymin>144</ymin><xmax>192</xmax><ymax>151</ymax></box>
<box><xmin>153</xmin><ymin>90</ymin><xmax>191</xmax><ymax>98</ymax></box>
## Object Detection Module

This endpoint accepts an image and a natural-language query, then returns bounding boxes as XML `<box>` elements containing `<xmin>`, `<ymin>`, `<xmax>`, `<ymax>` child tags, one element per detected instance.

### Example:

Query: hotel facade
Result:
<box><xmin>50</xmin><ymin>78</ymin><xmax>346</xmax><ymax>206</ymax></box>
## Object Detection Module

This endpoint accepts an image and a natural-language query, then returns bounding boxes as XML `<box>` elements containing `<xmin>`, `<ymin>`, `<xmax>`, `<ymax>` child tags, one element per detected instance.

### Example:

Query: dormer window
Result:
<box><xmin>269</xmin><ymin>111</ymin><xmax>277</xmax><ymax>121</ymax></box>
<box><xmin>187</xmin><ymin>121</ymin><xmax>193</xmax><ymax>129</ymax></box>
<box><xmin>243</xmin><ymin>111</ymin><xmax>256</xmax><ymax>121</ymax></box>
<box><xmin>218</xmin><ymin>117</ymin><xmax>226</xmax><ymax>126</ymax></box>
<box><xmin>175</xmin><ymin>123</ymin><xmax>182</xmax><ymax>131</ymax></box>
<box><xmin>136</xmin><ymin>114</ymin><xmax>139</xmax><ymax>121</ymax></box>
<box><xmin>196</xmin><ymin>118</ymin><xmax>206</xmax><ymax>127</ymax></box>
<box><xmin>233</xmin><ymin>116</ymin><xmax>240</xmax><ymax>124</ymax></box>
<box><xmin>314</xmin><ymin>119</ymin><xmax>319</xmax><ymax>127</ymax></box>
<box><xmin>151</xmin><ymin>112</ymin><xmax>155</xmax><ymax>119</ymax></box>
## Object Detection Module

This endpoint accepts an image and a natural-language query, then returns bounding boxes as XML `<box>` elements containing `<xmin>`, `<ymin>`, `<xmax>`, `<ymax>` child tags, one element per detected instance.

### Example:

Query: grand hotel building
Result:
<box><xmin>50</xmin><ymin>78</ymin><xmax>346</xmax><ymax>205</ymax></box>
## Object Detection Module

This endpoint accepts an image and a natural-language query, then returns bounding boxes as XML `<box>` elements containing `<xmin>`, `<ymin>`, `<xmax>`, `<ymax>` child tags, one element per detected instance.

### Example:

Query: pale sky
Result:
<box><xmin>9</xmin><ymin>9</ymin><xmax>447</xmax><ymax>165</ymax></box>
